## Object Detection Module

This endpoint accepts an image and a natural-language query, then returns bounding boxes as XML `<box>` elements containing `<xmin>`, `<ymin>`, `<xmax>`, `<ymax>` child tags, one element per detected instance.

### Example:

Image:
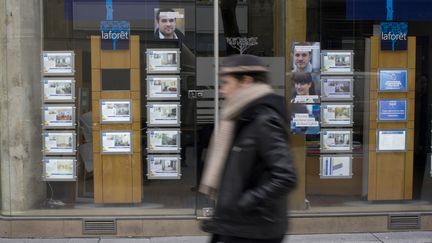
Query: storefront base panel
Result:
<box><xmin>422</xmin><ymin>215</ymin><xmax>432</xmax><ymax>229</ymax></box>
<box><xmin>0</xmin><ymin>214</ymin><xmax>431</xmax><ymax>238</ymax></box>
<box><xmin>0</xmin><ymin>220</ymin><xmax>11</xmax><ymax>237</ymax></box>
<box><xmin>289</xmin><ymin>216</ymin><xmax>389</xmax><ymax>234</ymax></box>
<box><xmin>0</xmin><ymin>218</ymin><xmax>205</xmax><ymax>238</ymax></box>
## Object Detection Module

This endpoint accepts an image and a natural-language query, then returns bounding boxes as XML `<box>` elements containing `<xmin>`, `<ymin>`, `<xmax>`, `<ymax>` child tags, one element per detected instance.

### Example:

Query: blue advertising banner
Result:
<box><xmin>346</xmin><ymin>0</ymin><xmax>432</xmax><ymax>21</ymax></box>
<box><xmin>290</xmin><ymin>104</ymin><xmax>320</xmax><ymax>134</ymax></box>
<box><xmin>379</xmin><ymin>69</ymin><xmax>408</xmax><ymax>91</ymax></box>
<box><xmin>378</xmin><ymin>99</ymin><xmax>407</xmax><ymax>121</ymax></box>
<box><xmin>381</xmin><ymin>22</ymin><xmax>408</xmax><ymax>51</ymax></box>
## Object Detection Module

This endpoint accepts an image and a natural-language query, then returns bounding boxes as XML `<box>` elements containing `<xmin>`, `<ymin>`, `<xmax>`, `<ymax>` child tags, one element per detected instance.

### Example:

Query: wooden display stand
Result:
<box><xmin>91</xmin><ymin>36</ymin><xmax>142</xmax><ymax>203</ymax></box>
<box><xmin>285</xmin><ymin>0</ymin><xmax>307</xmax><ymax>210</ymax></box>
<box><xmin>368</xmin><ymin>36</ymin><xmax>415</xmax><ymax>200</ymax></box>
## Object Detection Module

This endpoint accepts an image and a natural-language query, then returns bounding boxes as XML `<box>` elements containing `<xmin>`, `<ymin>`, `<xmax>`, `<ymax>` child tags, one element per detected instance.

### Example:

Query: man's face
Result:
<box><xmin>158</xmin><ymin>15</ymin><xmax>176</xmax><ymax>38</ymax></box>
<box><xmin>220</xmin><ymin>75</ymin><xmax>242</xmax><ymax>99</ymax></box>
<box><xmin>295</xmin><ymin>82</ymin><xmax>312</xmax><ymax>95</ymax></box>
<box><xmin>294</xmin><ymin>51</ymin><xmax>311</xmax><ymax>71</ymax></box>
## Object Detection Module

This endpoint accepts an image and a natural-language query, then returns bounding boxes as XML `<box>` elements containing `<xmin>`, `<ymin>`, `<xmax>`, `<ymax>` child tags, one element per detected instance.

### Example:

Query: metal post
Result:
<box><xmin>214</xmin><ymin>0</ymin><xmax>219</xmax><ymax>131</ymax></box>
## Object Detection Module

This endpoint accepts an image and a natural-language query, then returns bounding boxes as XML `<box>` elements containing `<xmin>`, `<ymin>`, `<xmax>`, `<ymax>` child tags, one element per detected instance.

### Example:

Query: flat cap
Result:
<box><xmin>219</xmin><ymin>54</ymin><xmax>269</xmax><ymax>75</ymax></box>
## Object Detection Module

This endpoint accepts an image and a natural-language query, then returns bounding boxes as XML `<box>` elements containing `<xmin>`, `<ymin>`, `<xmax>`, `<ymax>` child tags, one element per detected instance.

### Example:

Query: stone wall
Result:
<box><xmin>0</xmin><ymin>0</ymin><xmax>45</xmax><ymax>213</ymax></box>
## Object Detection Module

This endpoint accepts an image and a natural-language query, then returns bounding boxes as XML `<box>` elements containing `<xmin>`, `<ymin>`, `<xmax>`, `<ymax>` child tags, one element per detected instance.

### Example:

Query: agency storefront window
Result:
<box><xmin>1</xmin><ymin>0</ymin><xmax>286</xmax><ymax>216</ymax></box>
<box><xmin>287</xmin><ymin>0</ymin><xmax>432</xmax><ymax>213</ymax></box>
<box><xmin>2</xmin><ymin>0</ymin><xmax>432</xmax><ymax>219</ymax></box>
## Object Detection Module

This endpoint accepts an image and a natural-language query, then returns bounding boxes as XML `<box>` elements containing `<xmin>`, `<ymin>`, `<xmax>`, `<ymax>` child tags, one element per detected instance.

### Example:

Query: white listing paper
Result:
<box><xmin>44</xmin><ymin>158</ymin><xmax>75</xmax><ymax>180</ymax></box>
<box><xmin>101</xmin><ymin>131</ymin><xmax>132</xmax><ymax>153</ymax></box>
<box><xmin>43</xmin><ymin>52</ymin><xmax>74</xmax><ymax>74</ymax></box>
<box><xmin>148</xmin><ymin>103</ymin><xmax>179</xmax><ymax>125</ymax></box>
<box><xmin>101</xmin><ymin>100</ymin><xmax>131</xmax><ymax>122</ymax></box>
<box><xmin>378</xmin><ymin>130</ymin><xmax>406</xmax><ymax>151</ymax></box>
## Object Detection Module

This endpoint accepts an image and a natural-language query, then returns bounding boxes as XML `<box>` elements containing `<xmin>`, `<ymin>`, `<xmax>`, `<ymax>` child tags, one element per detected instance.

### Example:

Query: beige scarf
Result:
<box><xmin>199</xmin><ymin>83</ymin><xmax>274</xmax><ymax>199</ymax></box>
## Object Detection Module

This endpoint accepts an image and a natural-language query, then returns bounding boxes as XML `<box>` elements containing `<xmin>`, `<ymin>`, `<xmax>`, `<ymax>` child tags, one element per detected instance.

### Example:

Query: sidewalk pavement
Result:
<box><xmin>0</xmin><ymin>231</ymin><xmax>432</xmax><ymax>243</ymax></box>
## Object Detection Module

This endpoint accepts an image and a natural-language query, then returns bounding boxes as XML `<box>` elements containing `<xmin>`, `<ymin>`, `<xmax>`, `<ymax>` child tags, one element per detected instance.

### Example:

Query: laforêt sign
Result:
<box><xmin>380</xmin><ymin>22</ymin><xmax>408</xmax><ymax>51</ymax></box>
<box><xmin>100</xmin><ymin>21</ymin><xmax>130</xmax><ymax>50</ymax></box>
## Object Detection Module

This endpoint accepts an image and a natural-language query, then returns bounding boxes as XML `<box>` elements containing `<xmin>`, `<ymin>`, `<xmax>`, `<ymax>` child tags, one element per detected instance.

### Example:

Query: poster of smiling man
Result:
<box><xmin>154</xmin><ymin>8</ymin><xmax>185</xmax><ymax>40</ymax></box>
<box><xmin>292</xmin><ymin>42</ymin><xmax>320</xmax><ymax>73</ymax></box>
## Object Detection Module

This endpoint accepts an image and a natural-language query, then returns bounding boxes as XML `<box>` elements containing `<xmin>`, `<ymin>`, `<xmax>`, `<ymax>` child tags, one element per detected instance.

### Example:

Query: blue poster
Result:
<box><xmin>290</xmin><ymin>104</ymin><xmax>320</xmax><ymax>134</ymax></box>
<box><xmin>378</xmin><ymin>99</ymin><xmax>407</xmax><ymax>121</ymax></box>
<box><xmin>347</xmin><ymin>0</ymin><xmax>432</xmax><ymax>21</ymax></box>
<box><xmin>379</xmin><ymin>69</ymin><xmax>408</xmax><ymax>91</ymax></box>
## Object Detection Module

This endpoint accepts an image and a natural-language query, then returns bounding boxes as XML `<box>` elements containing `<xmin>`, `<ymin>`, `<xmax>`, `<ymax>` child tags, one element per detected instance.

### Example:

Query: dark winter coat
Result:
<box><xmin>153</xmin><ymin>28</ymin><xmax>185</xmax><ymax>40</ymax></box>
<box><xmin>201</xmin><ymin>94</ymin><xmax>297</xmax><ymax>239</ymax></box>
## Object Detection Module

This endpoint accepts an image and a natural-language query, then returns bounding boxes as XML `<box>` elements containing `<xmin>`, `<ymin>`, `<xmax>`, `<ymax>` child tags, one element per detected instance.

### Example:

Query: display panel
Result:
<box><xmin>378</xmin><ymin>69</ymin><xmax>408</xmax><ymax>92</ymax></box>
<box><xmin>321</xmin><ymin>77</ymin><xmax>354</xmax><ymax>101</ymax></box>
<box><xmin>42</xmin><ymin>78</ymin><xmax>75</xmax><ymax>102</ymax></box>
<box><xmin>42</xmin><ymin>104</ymin><xmax>76</xmax><ymax>129</ymax></box>
<box><xmin>101</xmin><ymin>69</ymin><xmax>131</xmax><ymax>91</ymax></box>
<box><xmin>291</xmin><ymin>42</ymin><xmax>321</xmax><ymax>73</ymax></box>
<box><xmin>320</xmin><ymin>129</ymin><xmax>353</xmax><ymax>152</ymax></box>
<box><xmin>290</xmin><ymin>104</ymin><xmax>320</xmax><ymax>134</ymax></box>
<box><xmin>43</xmin><ymin>131</ymin><xmax>76</xmax><ymax>155</ymax></box>
<box><xmin>378</xmin><ymin>99</ymin><xmax>407</xmax><ymax>121</ymax></box>
<box><xmin>320</xmin><ymin>155</ymin><xmax>353</xmax><ymax>179</ymax></box>
<box><xmin>146</xmin><ymin>75</ymin><xmax>181</xmax><ymax>100</ymax></box>
<box><xmin>146</xmin><ymin>49</ymin><xmax>181</xmax><ymax>73</ymax></box>
<box><xmin>321</xmin><ymin>50</ymin><xmax>354</xmax><ymax>74</ymax></box>
<box><xmin>147</xmin><ymin>155</ymin><xmax>181</xmax><ymax>179</ymax></box>
<box><xmin>147</xmin><ymin>129</ymin><xmax>181</xmax><ymax>153</ymax></box>
<box><xmin>321</xmin><ymin>103</ymin><xmax>353</xmax><ymax>127</ymax></box>
<box><xmin>42</xmin><ymin>51</ymin><xmax>75</xmax><ymax>76</ymax></box>
<box><xmin>42</xmin><ymin>157</ymin><xmax>76</xmax><ymax>181</ymax></box>
<box><xmin>147</xmin><ymin>102</ymin><xmax>181</xmax><ymax>127</ymax></box>
<box><xmin>154</xmin><ymin>8</ymin><xmax>185</xmax><ymax>40</ymax></box>
<box><xmin>101</xmin><ymin>131</ymin><xmax>133</xmax><ymax>154</ymax></box>
<box><xmin>377</xmin><ymin>129</ymin><xmax>407</xmax><ymax>152</ymax></box>
<box><xmin>100</xmin><ymin>100</ymin><xmax>132</xmax><ymax>123</ymax></box>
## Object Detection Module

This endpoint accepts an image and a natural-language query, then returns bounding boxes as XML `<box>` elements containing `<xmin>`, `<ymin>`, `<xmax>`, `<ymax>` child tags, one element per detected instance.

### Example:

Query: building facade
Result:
<box><xmin>1</xmin><ymin>0</ymin><xmax>432</xmax><ymax>237</ymax></box>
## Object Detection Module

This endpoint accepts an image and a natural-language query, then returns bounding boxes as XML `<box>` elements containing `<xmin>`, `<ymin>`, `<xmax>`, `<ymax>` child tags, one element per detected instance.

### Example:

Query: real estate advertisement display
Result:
<box><xmin>42</xmin><ymin>51</ymin><xmax>75</xmax><ymax>76</ymax></box>
<box><xmin>101</xmin><ymin>131</ymin><xmax>132</xmax><ymax>154</ymax></box>
<box><xmin>320</xmin><ymin>129</ymin><xmax>352</xmax><ymax>152</ymax></box>
<box><xmin>321</xmin><ymin>77</ymin><xmax>353</xmax><ymax>101</ymax></box>
<box><xmin>147</xmin><ymin>155</ymin><xmax>181</xmax><ymax>179</ymax></box>
<box><xmin>42</xmin><ymin>157</ymin><xmax>76</xmax><ymax>181</ymax></box>
<box><xmin>43</xmin><ymin>78</ymin><xmax>75</xmax><ymax>102</ymax></box>
<box><xmin>146</xmin><ymin>49</ymin><xmax>180</xmax><ymax>73</ymax></box>
<box><xmin>147</xmin><ymin>75</ymin><xmax>180</xmax><ymax>100</ymax></box>
<box><xmin>147</xmin><ymin>129</ymin><xmax>181</xmax><ymax>153</ymax></box>
<box><xmin>147</xmin><ymin>103</ymin><xmax>180</xmax><ymax>126</ymax></box>
<box><xmin>43</xmin><ymin>131</ymin><xmax>76</xmax><ymax>155</ymax></box>
<box><xmin>320</xmin><ymin>155</ymin><xmax>352</xmax><ymax>178</ymax></box>
<box><xmin>42</xmin><ymin>104</ymin><xmax>75</xmax><ymax>129</ymax></box>
<box><xmin>100</xmin><ymin>100</ymin><xmax>132</xmax><ymax>123</ymax></box>
<box><xmin>321</xmin><ymin>51</ymin><xmax>354</xmax><ymax>74</ymax></box>
<box><xmin>321</xmin><ymin>103</ymin><xmax>353</xmax><ymax>127</ymax></box>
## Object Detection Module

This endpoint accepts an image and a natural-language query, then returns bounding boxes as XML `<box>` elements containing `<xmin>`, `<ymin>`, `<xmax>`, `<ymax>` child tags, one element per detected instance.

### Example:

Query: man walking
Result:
<box><xmin>200</xmin><ymin>55</ymin><xmax>297</xmax><ymax>243</ymax></box>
